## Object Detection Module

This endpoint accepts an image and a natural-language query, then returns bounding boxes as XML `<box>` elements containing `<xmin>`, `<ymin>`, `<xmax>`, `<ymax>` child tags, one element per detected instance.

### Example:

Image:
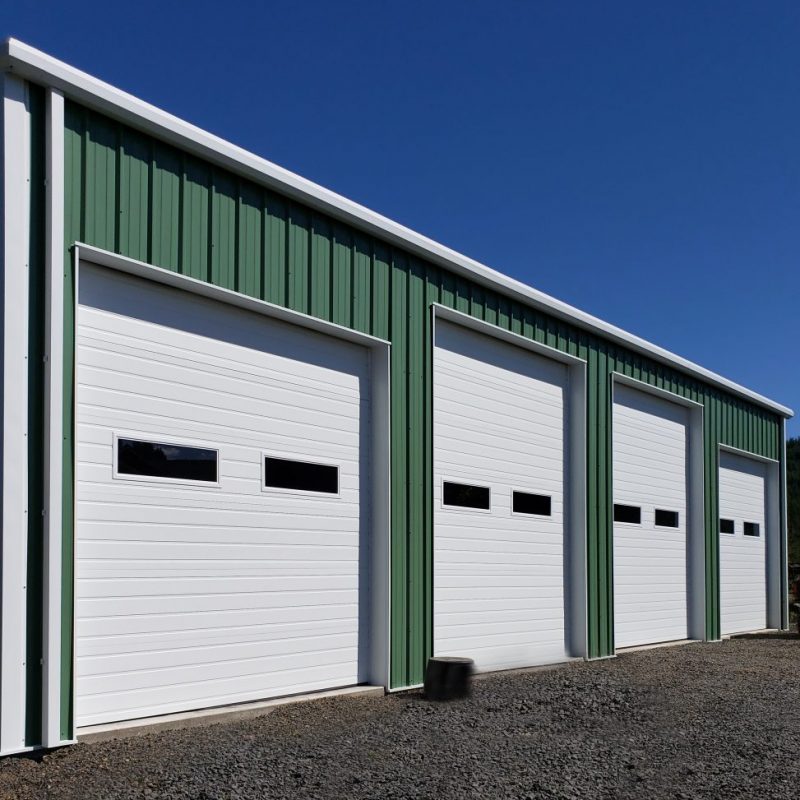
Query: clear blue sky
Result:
<box><xmin>6</xmin><ymin>1</ymin><xmax>799</xmax><ymax>434</ymax></box>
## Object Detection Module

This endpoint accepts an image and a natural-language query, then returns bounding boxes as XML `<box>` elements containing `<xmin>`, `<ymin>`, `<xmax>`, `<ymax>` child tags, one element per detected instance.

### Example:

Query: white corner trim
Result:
<box><xmin>1</xmin><ymin>72</ymin><xmax>31</xmax><ymax>754</ymax></box>
<box><xmin>1</xmin><ymin>38</ymin><xmax>792</xmax><ymax>419</ymax></box>
<box><xmin>42</xmin><ymin>87</ymin><xmax>66</xmax><ymax>749</ymax></box>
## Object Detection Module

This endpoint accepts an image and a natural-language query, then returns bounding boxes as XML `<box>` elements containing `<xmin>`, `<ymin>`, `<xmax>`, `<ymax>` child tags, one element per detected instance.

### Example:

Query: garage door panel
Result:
<box><xmin>77</xmin><ymin>347</ymin><xmax>364</xmax><ymax>412</ymax></box>
<box><xmin>78</xmin><ymin>341</ymin><xmax>364</xmax><ymax>405</ymax></box>
<box><xmin>435</xmin><ymin>521</ymin><xmax>563</xmax><ymax>539</ymax></box>
<box><xmin>80</xmin><ymin>270</ymin><xmax>366</xmax><ymax>375</ymax></box>
<box><xmin>436</xmin><ymin>548</ymin><xmax>563</xmax><ymax>565</ymax></box>
<box><xmin>78</xmin><ymin>596</ymin><xmax>357</xmax><ymax>629</ymax></box>
<box><xmin>78</xmin><ymin>660</ymin><xmax>360</xmax><ymax>728</ymax></box>
<box><xmin>434</xmin><ymin>387</ymin><xmax>565</xmax><ymax>425</ymax></box>
<box><xmin>433</xmin><ymin>424</ymin><xmax>564</xmax><ymax>461</ymax></box>
<box><xmin>80</xmin><ymin>645</ymin><xmax>359</xmax><ymax>694</ymax></box>
<box><xmin>79</xmin><ymin>628</ymin><xmax>359</xmax><ymax>675</ymax></box>
<box><xmin>77</xmin><ymin>365</ymin><xmax>362</xmax><ymax>430</ymax></box>
<box><xmin>77</xmin><ymin>589</ymin><xmax>357</xmax><ymax>619</ymax></box>
<box><xmin>78</xmin><ymin>420</ymin><xmax>360</xmax><ymax>462</ymax></box>
<box><xmin>434</xmin><ymin>321</ymin><xmax>568</xmax><ymax>671</ymax></box>
<box><xmin>76</xmin><ymin>497</ymin><xmax>361</xmax><ymax>524</ymax></box>
<box><xmin>719</xmin><ymin>452</ymin><xmax>767</xmax><ymax>635</ymax></box>
<box><xmin>77</xmin><ymin>480</ymin><xmax>363</xmax><ymax>509</ymax></box>
<box><xmin>78</xmin><ymin>391</ymin><xmax>361</xmax><ymax>447</ymax></box>
<box><xmin>77</xmin><ymin>522</ymin><xmax>359</xmax><ymax>546</ymax></box>
<box><xmin>76</xmin><ymin>266</ymin><xmax>370</xmax><ymax>726</ymax></box>
<box><xmin>613</xmin><ymin>385</ymin><xmax>689</xmax><ymax>649</ymax></box>
<box><xmin>78</xmin><ymin>540</ymin><xmax>360</xmax><ymax>563</ymax></box>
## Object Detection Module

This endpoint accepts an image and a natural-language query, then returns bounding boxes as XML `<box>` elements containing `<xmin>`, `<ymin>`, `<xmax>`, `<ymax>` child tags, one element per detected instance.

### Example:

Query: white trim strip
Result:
<box><xmin>0</xmin><ymin>38</ymin><xmax>791</xmax><ymax>419</ymax></box>
<box><xmin>42</xmin><ymin>87</ymin><xmax>66</xmax><ymax>748</ymax></box>
<box><xmin>76</xmin><ymin>243</ymin><xmax>390</xmax><ymax>348</ymax></box>
<box><xmin>1</xmin><ymin>73</ymin><xmax>31</xmax><ymax>754</ymax></box>
<box><xmin>718</xmin><ymin>443</ymin><xmax>779</xmax><ymax>465</ymax></box>
<box><xmin>612</xmin><ymin>371</ymin><xmax>704</xmax><ymax>409</ymax></box>
<box><xmin>432</xmin><ymin>303</ymin><xmax>586</xmax><ymax>366</ymax></box>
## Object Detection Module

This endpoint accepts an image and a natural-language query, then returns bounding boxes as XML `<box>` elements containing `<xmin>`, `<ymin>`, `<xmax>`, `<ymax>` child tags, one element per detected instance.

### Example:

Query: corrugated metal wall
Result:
<box><xmin>50</xmin><ymin>101</ymin><xmax>783</xmax><ymax>740</ymax></box>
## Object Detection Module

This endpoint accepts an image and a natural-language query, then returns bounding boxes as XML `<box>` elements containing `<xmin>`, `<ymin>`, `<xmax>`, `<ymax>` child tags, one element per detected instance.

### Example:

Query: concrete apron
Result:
<box><xmin>78</xmin><ymin>685</ymin><xmax>385</xmax><ymax>744</ymax></box>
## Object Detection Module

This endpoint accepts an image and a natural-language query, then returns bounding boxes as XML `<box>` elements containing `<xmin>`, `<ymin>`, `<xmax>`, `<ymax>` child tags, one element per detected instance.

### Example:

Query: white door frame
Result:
<box><xmin>610</xmin><ymin>373</ymin><xmax>706</xmax><ymax>647</ymax></box>
<box><xmin>431</xmin><ymin>304</ymin><xmax>588</xmax><ymax>659</ymax></box>
<box><xmin>69</xmin><ymin>243</ymin><xmax>392</xmax><ymax>734</ymax></box>
<box><xmin>718</xmin><ymin>443</ymin><xmax>782</xmax><ymax>632</ymax></box>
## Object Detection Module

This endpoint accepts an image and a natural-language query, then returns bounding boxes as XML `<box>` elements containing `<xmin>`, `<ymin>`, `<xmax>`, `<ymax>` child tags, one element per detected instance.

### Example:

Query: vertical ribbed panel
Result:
<box><xmin>58</xmin><ymin>102</ymin><xmax>785</xmax><ymax>708</ymax></box>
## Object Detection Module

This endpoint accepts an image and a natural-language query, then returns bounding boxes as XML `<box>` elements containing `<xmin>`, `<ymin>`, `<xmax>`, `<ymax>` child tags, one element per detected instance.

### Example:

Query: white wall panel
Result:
<box><xmin>613</xmin><ymin>385</ymin><xmax>689</xmax><ymax>648</ymax></box>
<box><xmin>0</xmin><ymin>74</ymin><xmax>31</xmax><ymax>755</ymax></box>
<box><xmin>719</xmin><ymin>451</ymin><xmax>767</xmax><ymax>635</ymax></box>
<box><xmin>75</xmin><ymin>265</ymin><xmax>370</xmax><ymax>727</ymax></box>
<box><xmin>433</xmin><ymin>320</ymin><xmax>569</xmax><ymax>671</ymax></box>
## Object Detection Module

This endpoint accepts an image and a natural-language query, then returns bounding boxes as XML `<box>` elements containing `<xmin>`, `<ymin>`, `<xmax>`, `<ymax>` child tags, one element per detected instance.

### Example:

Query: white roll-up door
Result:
<box><xmin>75</xmin><ymin>264</ymin><xmax>370</xmax><ymax>727</ymax></box>
<box><xmin>719</xmin><ymin>451</ymin><xmax>767</xmax><ymax>635</ymax></box>
<box><xmin>433</xmin><ymin>320</ymin><xmax>569</xmax><ymax>671</ymax></box>
<box><xmin>613</xmin><ymin>385</ymin><xmax>689</xmax><ymax>648</ymax></box>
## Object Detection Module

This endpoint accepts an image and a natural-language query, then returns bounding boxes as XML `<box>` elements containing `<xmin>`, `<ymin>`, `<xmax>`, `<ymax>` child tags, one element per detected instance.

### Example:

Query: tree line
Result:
<box><xmin>789</xmin><ymin>437</ymin><xmax>799</xmax><ymax>564</ymax></box>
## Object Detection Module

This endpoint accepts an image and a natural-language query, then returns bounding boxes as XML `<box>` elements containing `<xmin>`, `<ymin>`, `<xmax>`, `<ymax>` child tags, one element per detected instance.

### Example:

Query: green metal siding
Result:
<box><xmin>53</xmin><ymin>101</ymin><xmax>785</xmax><ymax>735</ymax></box>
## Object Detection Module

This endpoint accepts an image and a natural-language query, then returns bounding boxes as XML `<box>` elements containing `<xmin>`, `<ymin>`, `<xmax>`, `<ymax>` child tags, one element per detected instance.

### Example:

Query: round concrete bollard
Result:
<box><xmin>424</xmin><ymin>656</ymin><xmax>474</xmax><ymax>701</ymax></box>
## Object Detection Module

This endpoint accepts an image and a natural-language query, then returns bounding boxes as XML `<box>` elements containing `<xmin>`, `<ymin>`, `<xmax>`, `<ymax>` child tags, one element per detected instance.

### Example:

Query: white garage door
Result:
<box><xmin>719</xmin><ymin>451</ymin><xmax>767</xmax><ymax>635</ymax></box>
<box><xmin>75</xmin><ymin>264</ymin><xmax>370</xmax><ymax>727</ymax></box>
<box><xmin>433</xmin><ymin>320</ymin><xmax>569</xmax><ymax>671</ymax></box>
<box><xmin>613</xmin><ymin>385</ymin><xmax>689</xmax><ymax>648</ymax></box>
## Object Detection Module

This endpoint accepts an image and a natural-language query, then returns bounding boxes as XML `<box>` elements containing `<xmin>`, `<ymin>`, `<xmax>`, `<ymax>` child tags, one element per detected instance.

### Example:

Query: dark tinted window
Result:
<box><xmin>513</xmin><ymin>492</ymin><xmax>551</xmax><ymax>516</ymax></box>
<box><xmin>117</xmin><ymin>438</ymin><xmax>217</xmax><ymax>482</ymax></box>
<box><xmin>720</xmin><ymin>518</ymin><xmax>735</xmax><ymax>535</ymax></box>
<box><xmin>443</xmin><ymin>482</ymin><xmax>490</xmax><ymax>510</ymax></box>
<box><xmin>264</xmin><ymin>456</ymin><xmax>338</xmax><ymax>494</ymax></box>
<box><xmin>744</xmin><ymin>522</ymin><xmax>760</xmax><ymax>537</ymax></box>
<box><xmin>614</xmin><ymin>504</ymin><xmax>641</xmax><ymax>524</ymax></box>
<box><xmin>655</xmin><ymin>509</ymin><xmax>679</xmax><ymax>528</ymax></box>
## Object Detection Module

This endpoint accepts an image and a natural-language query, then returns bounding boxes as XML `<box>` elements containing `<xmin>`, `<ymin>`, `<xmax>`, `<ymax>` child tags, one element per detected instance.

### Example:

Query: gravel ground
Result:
<box><xmin>2</xmin><ymin>635</ymin><xmax>799</xmax><ymax>799</ymax></box>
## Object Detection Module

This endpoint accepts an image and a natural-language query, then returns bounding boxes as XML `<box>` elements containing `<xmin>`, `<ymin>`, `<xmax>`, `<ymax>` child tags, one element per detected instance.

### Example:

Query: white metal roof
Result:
<box><xmin>1</xmin><ymin>37</ymin><xmax>792</xmax><ymax>418</ymax></box>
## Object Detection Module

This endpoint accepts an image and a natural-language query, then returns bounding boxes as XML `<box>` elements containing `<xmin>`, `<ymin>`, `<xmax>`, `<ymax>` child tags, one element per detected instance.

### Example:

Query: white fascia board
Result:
<box><xmin>1</xmin><ymin>37</ymin><xmax>792</xmax><ymax>419</ymax></box>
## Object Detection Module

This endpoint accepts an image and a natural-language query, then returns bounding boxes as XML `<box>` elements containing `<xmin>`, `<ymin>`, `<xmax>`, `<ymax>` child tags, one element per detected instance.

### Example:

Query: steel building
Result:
<box><xmin>0</xmin><ymin>39</ymin><xmax>793</xmax><ymax>755</ymax></box>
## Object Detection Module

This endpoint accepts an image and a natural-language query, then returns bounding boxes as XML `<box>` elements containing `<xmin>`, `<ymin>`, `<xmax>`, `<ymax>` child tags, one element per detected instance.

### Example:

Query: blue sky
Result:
<box><xmin>6</xmin><ymin>1</ymin><xmax>799</xmax><ymax>434</ymax></box>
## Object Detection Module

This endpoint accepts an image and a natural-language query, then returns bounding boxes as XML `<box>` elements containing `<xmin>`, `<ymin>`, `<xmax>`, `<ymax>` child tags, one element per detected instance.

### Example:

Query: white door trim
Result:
<box><xmin>70</xmin><ymin>244</ymin><xmax>392</xmax><ymax>735</ymax></box>
<box><xmin>610</xmin><ymin>373</ymin><xmax>706</xmax><ymax>647</ymax></box>
<box><xmin>431</xmin><ymin>304</ymin><xmax>588</xmax><ymax>659</ymax></box>
<box><xmin>718</xmin><ymin>444</ymin><xmax>782</xmax><ymax>631</ymax></box>
<box><xmin>42</xmin><ymin>87</ymin><xmax>68</xmax><ymax>749</ymax></box>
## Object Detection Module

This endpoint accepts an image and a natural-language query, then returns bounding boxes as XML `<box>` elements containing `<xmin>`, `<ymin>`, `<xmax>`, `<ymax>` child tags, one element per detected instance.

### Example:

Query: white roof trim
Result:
<box><xmin>1</xmin><ymin>37</ymin><xmax>792</xmax><ymax>418</ymax></box>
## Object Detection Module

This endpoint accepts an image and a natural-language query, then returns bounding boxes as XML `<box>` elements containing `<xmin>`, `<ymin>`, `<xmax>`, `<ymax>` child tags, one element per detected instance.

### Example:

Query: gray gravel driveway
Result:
<box><xmin>2</xmin><ymin>636</ymin><xmax>799</xmax><ymax>799</ymax></box>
